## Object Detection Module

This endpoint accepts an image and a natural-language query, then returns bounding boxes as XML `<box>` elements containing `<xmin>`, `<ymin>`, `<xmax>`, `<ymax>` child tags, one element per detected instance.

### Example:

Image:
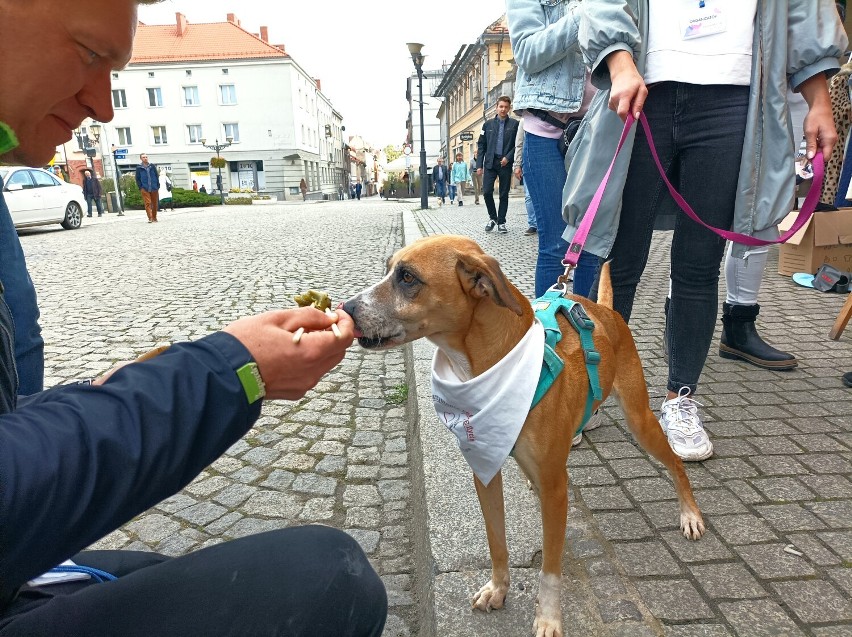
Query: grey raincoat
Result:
<box><xmin>561</xmin><ymin>0</ymin><xmax>847</xmax><ymax>258</ymax></box>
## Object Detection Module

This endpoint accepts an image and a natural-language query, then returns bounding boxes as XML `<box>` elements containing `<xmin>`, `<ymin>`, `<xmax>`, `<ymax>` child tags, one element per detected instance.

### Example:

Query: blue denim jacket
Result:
<box><xmin>508</xmin><ymin>0</ymin><xmax>586</xmax><ymax>113</ymax></box>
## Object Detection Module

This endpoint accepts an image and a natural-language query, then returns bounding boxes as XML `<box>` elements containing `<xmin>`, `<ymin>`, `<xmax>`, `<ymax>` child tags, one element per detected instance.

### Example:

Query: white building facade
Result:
<box><xmin>102</xmin><ymin>13</ymin><xmax>346</xmax><ymax>200</ymax></box>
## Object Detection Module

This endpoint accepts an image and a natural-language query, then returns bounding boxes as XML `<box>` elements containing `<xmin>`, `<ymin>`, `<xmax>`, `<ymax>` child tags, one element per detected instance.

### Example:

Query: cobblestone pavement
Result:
<box><xmin>19</xmin><ymin>195</ymin><xmax>852</xmax><ymax>636</ymax></box>
<box><xmin>20</xmin><ymin>201</ymin><xmax>417</xmax><ymax>636</ymax></box>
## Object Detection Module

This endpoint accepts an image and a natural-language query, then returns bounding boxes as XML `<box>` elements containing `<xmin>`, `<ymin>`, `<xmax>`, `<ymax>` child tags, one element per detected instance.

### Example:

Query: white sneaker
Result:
<box><xmin>659</xmin><ymin>388</ymin><xmax>713</xmax><ymax>461</ymax></box>
<box><xmin>572</xmin><ymin>409</ymin><xmax>603</xmax><ymax>447</ymax></box>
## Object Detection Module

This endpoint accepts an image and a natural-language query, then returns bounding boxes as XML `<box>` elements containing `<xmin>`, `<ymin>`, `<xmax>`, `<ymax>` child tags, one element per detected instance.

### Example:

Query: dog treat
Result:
<box><xmin>292</xmin><ymin>327</ymin><xmax>305</xmax><ymax>344</ymax></box>
<box><xmin>293</xmin><ymin>290</ymin><xmax>332</xmax><ymax>312</ymax></box>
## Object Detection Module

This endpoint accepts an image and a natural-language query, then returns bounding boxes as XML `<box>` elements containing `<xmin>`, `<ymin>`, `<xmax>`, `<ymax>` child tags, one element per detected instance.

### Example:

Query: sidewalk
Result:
<box><xmin>402</xmin><ymin>200</ymin><xmax>852</xmax><ymax>636</ymax></box>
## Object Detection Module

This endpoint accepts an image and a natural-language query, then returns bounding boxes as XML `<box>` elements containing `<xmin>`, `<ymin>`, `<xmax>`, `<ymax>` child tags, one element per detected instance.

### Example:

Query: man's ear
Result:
<box><xmin>455</xmin><ymin>252</ymin><xmax>523</xmax><ymax>316</ymax></box>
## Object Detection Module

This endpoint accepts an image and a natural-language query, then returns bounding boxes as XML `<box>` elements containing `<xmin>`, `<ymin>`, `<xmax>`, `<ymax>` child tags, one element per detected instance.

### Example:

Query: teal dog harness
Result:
<box><xmin>530</xmin><ymin>291</ymin><xmax>602</xmax><ymax>433</ymax></box>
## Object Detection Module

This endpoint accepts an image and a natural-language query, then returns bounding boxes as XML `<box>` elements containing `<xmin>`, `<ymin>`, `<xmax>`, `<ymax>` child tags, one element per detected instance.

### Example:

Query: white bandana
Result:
<box><xmin>431</xmin><ymin>320</ymin><xmax>544</xmax><ymax>486</ymax></box>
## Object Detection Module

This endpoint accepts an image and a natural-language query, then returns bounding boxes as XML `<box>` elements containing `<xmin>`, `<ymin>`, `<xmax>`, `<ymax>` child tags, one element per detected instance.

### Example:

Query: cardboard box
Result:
<box><xmin>777</xmin><ymin>208</ymin><xmax>852</xmax><ymax>276</ymax></box>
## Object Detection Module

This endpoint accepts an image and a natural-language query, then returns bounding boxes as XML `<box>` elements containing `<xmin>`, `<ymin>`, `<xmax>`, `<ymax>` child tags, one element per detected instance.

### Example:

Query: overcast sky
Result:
<box><xmin>137</xmin><ymin>1</ymin><xmax>507</xmax><ymax>149</ymax></box>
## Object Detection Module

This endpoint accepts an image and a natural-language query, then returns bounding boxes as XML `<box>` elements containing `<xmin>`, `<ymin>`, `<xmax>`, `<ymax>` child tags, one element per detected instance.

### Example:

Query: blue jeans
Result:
<box><xmin>0</xmin><ymin>189</ymin><xmax>43</xmax><ymax>395</ymax></box>
<box><xmin>524</xmin><ymin>190</ymin><xmax>537</xmax><ymax>229</ymax></box>
<box><xmin>608</xmin><ymin>82</ymin><xmax>748</xmax><ymax>394</ymax></box>
<box><xmin>435</xmin><ymin>181</ymin><xmax>447</xmax><ymax>201</ymax></box>
<box><xmin>522</xmin><ymin>132</ymin><xmax>597</xmax><ymax>297</ymax></box>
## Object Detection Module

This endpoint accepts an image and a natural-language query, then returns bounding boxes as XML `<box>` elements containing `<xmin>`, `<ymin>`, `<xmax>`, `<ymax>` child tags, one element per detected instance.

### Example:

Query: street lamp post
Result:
<box><xmin>88</xmin><ymin>123</ymin><xmax>124</xmax><ymax>215</ymax></box>
<box><xmin>199</xmin><ymin>136</ymin><xmax>233</xmax><ymax>205</ymax></box>
<box><xmin>406</xmin><ymin>42</ymin><xmax>429</xmax><ymax>210</ymax></box>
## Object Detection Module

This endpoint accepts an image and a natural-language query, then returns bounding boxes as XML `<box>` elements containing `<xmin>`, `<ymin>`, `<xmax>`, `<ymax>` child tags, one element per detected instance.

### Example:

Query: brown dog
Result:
<box><xmin>342</xmin><ymin>235</ymin><xmax>704</xmax><ymax>637</ymax></box>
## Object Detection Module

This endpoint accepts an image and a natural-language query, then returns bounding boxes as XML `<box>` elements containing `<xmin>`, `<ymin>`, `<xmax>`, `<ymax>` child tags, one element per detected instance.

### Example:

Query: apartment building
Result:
<box><xmin>96</xmin><ymin>12</ymin><xmax>346</xmax><ymax>200</ymax></box>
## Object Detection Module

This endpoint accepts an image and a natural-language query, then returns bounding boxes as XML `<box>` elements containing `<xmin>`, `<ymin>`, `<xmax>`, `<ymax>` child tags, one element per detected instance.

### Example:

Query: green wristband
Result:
<box><xmin>236</xmin><ymin>362</ymin><xmax>266</xmax><ymax>404</ymax></box>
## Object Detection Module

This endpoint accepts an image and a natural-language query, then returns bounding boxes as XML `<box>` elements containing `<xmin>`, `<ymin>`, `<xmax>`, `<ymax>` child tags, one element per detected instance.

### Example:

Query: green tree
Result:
<box><xmin>384</xmin><ymin>144</ymin><xmax>402</xmax><ymax>163</ymax></box>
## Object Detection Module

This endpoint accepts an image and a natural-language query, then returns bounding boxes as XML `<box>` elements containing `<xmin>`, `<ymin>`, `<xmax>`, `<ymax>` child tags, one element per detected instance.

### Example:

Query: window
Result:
<box><xmin>30</xmin><ymin>170</ymin><xmax>57</xmax><ymax>188</ymax></box>
<box><xmin>222</xmin><ymin>68</ymin><xmax>229</xmax><ymax>75</ymax></box>
<box><xmin>219</xmin><ymin>84</ymin><xmax>237</xmax><ymax>105</ymax></box>
<box><xmin>151</xmin><ymin>126</ymin><xmax>168</xmax><ymax>145</ymax></box>
<box><xmin>183</xmin><ymin>86</ymin><xmax>200</xmax><ymax>106</ymax></box>
<box><xmin>147</xmin><ymin>87</ymin><xmax>163</xmax><ymax>107</ymax></box>
<box><xmin>186</xmin><ymin>124</ymin><xmax>203</xmax><ymax>144</ymax></box>
<box><xmin>148</xmin><ymin>71</ymin><xmax>155</xmax><ymax>78</ymax></box>
<box><xmin>112</xmin><ymin>72</ymin><xmax>119</xmax><ymax>80</ymax></box>
<box><xmin>116</xmin><ymin>127</ymin><xmax>132</xmax><ymax>145</ymax></box>
<box><xmin>6</xmin><ymin>170</ymin><xmax>34</xmax><ymax>189</ymax></box>
<box><xmin>223</xmin><ymin>123</ymin><xmax>240</xmax><ymax>142</ymax></box>
<box><xmin>112</xmin><ymin>89</ymin><xmax>127</xmax><ymax>109</ymax></box>
<box><xmin>185</xmin><ymin>69</ymin><xmax>192</xmax><ymax>77</ymax></box>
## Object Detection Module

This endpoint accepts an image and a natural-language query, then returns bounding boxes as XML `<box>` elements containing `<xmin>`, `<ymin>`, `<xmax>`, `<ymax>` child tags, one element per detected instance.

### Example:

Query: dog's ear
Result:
<box><xmin>456</xmin><ymin>252</ymin><xmax>524</xmax><ymax>316</ymax></box>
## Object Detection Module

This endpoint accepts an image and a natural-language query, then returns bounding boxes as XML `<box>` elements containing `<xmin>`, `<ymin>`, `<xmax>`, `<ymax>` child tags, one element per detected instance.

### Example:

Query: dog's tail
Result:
<box><xmin>597</xmin><ymin>261</ymin><xmax>613</xmax><ymax>309</ymax></box>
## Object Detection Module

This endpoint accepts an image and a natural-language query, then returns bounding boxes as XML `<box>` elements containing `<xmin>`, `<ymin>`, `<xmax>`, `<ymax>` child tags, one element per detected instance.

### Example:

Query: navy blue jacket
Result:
<box><xmin>134</xmin><ymin>163</ymin><xmax>159</xmax><ymax>192</ymax></box>
<box><xmin>476</xmin><ymin>115</ymin><xmax>519</xmax><ymax>171</ymax></box>
<box><xmin>0</xmin><ymin>192</ymin><xmax>262</xmax><ymax>608</ymax></box>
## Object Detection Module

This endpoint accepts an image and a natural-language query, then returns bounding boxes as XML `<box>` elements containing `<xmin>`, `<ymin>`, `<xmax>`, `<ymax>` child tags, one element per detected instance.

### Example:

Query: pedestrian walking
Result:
<box><xmin>450</xmin><ymin>151</ymin><xmax>471</xmax><ymax>207</ymax></box>
<box><xmin>355</xmin><ymin>182</ymin><xmax>362</xmax><ymax>200</ymax></box>
<box><xmin>135</xmin><ymin>153</ymin><xmax>159</xmax><ymax>223</ymax></box>
<box><xmin>299</xmin><ymin>178</ymin><xmax>308</xmax><ymax>201</ymax></box>
<box><xmin>469</xmin><ymin>153</ymin><xmax>482</xmax><ymax>204</ymax></box>
<box><xmin>432</xmin><ymin>157</ymin><xmax>448</xmax><ymax>205</ymax></box>
<box><xmin>82</xmin><ymin>169</ymin><xmax>104</xmax><ymax>217</ymax></box>
<box><xmin>477</xmin><ymin>96</ymin><xmax>519</xmax><ymax>233</ymax></box>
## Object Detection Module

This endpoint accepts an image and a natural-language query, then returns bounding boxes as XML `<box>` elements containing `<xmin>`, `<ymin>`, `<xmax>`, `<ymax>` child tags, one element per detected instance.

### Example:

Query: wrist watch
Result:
<box><xmin>235</xmin><ymin>362</ymin><xmax>266</xmax><ymax>404</ymax></box>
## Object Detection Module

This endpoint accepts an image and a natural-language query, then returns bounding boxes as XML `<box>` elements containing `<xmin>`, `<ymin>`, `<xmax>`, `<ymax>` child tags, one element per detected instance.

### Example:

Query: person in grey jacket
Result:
<box><xmin>507</xmin><ymin>0</ymin><xmax>598</xmax><ymax>298</ymax></box>
<box><xmin>562</xmin><ymin>0</ymin><xmax>846</xmax><ymax>462</ymax></box>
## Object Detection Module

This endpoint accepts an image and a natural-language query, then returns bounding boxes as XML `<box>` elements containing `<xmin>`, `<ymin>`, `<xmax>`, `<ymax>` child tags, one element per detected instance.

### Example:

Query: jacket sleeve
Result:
<box><xmin>787</xmin><ymin>0</ymin><xmax>847</xmax><ymax>90</ymax></box>
<box><xmin>508</xmin><ymin>0</ymin><xmax>581</xmax><ymax>75</ymax></box>
<box><xmin>580</xmin><ymin>0</ymin><xmax>641</xmax><ymax>88</ymax></box>
<box><xmin>477</xmin><ymin>123</ymin><xmax>487</xmax><ymax>168</ymax></box>
<box><xmin>504</xmin><ymin>119</ymin><xmax>518</xmax><ymax>161</ymax></box>
<box><xmin>134</xmin><ymin>166</ymin><xmax>142</xmax><ymax>189</ymax></box>
<box><xmin>0</xmin><ymin>331</ymin><xmax>262</xmax><ymax>604</ymax></box>
<box><xmin>513</xmin><ymin>121</ymin><xmax>524</xmax><ymax>171</ymax></box>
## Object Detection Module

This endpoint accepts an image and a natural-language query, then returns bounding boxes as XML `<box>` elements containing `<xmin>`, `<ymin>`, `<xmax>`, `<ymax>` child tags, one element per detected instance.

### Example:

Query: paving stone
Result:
<box><xmin>687</xmin><ymin>562</ymin><xmax>767</xmax><ymax>599</ymax></box>
<box><xmin>346</xmin><ymin>529</ymin><xmax>381</xmax><ymax>554</ymax></box>
<box><xmin>299</xmin><ymin>497</ymin><xmax>335</xmax><ymax>521</ymax></box>
<box><xmin>799</xmin><ymin>474</ymin><xmax>852</xmax><ymax>499</ymax></box>
<box><xmin>275</xmin><ymin>452</ymin><xmax>316</xmax><ymax>471</ymax></box>
<box><xmin>750</xmin><ymin>476</ymin><xmax>816</xmax><ymax>501</ymax></box>
<box><xmin>213</xmin><ymin>483</ymin><xmax>255</xmax><ymax>507</ymax></box>
<box><xmin>612</xmin><ymin>541</ymin><xmax>682</xmax><ymax>577</ymax></box>
<box><xmin>569</xmin><ymin>465</ymin><xmax>618</xmax><ymax>486</ymax></box>
<box><xmin>592</xmin><ymin>511</ymin><xmax>655</xmax><ymax>541</ymax></box>
<box><xmin>230</xmin><ymin>466</ymin><xmax>262</xmax><ymax>484</ymax></box>
<box><xmin>709</xmin><ymin>514</ymin><xmax>779</xmax><ymax>544</ymax></box>
<box><xmin>718</xmin><ymin>599</ymin><xmax>804</xmax><ymax>636</ymax></box>
<box><xmin>344</xmin><ymin>484</ymin><xmax>382</xmax><ymax>507</ymax></box>
<box><xmin>241</xmin><ymin>490</ymin><xmax>301</xmax><ymax>518</ymax></box>
<box><xmin>291</xmin><ymin>473</ymin><xmax>337</xmax><ymax>496</ymax></box>
<box><xmin>770</xmin><ymin>579</ymin><xmax>852</xmax><ymax>624</ymax></box>
<box><xmin>597</xmin><ymin>599</ymin><xmax>643</xmax><ymax>623</ymax></box>
<box><xmin>785</xmin><ymin>532</ymin><xmax>843</xmax><ymax>566</ymax></box>
<box><xmin>827</xmin><ymin>566</ymin><xmax>852</xmax><ymax>598</ymax></box>
<box><xmin>733</xmin><ymin>543</ymin><xmax>818</xmax><ymax>579</ymax></box>
<box><xmin>607</xmin><ymin>458</ymin><xmax>661</xmax><ymax>479</ymax></box>
<box><xmin>702</xmin><ymin>457</ymin><xmax>758</xmax><ymax>480</ymax></box>
<box><xmin>175</xmin><ymin>502</ymin><xmax>228</xmax><ymax>526</ymax></box>
<box><xmin>241</xmin><ymin>446</ymin><xmax>280</xmax><ymax>467</ymax></box>
<box><xmin>633</xmin><ymin>579</ymin><xmax>714</xmax><ymax>621</ymax></box>
<box><xmin>126</xmin><ymin>514</ymin><xmax>182</xmax><ymax>543</ymax></box>
<box><xmin>808</xmin><ymin>500</ymin><xmax>852</xmax><ymax>527</ymax></box>
<box><xmin>755</xmin><ymin>503</ymin><xmax>828</xmax><ymax>531</ymax></box>
<box><xmin>579</xmin><ymin>486</ymin><xmax>633</xmax><ymax>510</ymax></box>
<box><xmin>818</xmin><ymin>531</ymin><xmax>852</xmax><ymax>561</ymax></box>
<box><xmin>664</xmin><ymin>626</ymin><xmax>732</xmax><ymax>637</ymax></box>
<box><xmin>692</xmin><ymin>489</ymin><xmax>748</xmax><ymax>515</ymax></box>
<box><xmin>660</xmin><ymin>530</ymin><xmax>733</xmax><ymax>562</ymax></box>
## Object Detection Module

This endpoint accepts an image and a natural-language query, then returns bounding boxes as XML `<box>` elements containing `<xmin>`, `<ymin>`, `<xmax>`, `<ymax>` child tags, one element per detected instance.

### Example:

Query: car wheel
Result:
<box><xmin>60</xmin><ymin>201</ymin><xmax>83</xmax><ymax>229</ymax></box>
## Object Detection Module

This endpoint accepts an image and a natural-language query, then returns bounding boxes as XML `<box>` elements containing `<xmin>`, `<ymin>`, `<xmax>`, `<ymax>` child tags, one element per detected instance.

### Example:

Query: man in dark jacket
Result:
<box><xmin>0</xmin><ymin>1</ymin><xmax>387</xmax><ymax>635</ymax></box>
<box><xmin>82</xmin><ymin>169</ymin><xmax>104</xmax><ymax>217</ymax></box>
<box><xmin>476</xmin><ymin>95</ymin><xmax>519</xmax><ymax>233</ymax></box>
<box><xmin>432</xmin><ymin>157</ymin><xmax>448</xmax><ymax>205</ymax></box>
<box><xmin>135</xmin><ymin>153</ymin><xmax>159</xmax><ymax>223</ymax></box>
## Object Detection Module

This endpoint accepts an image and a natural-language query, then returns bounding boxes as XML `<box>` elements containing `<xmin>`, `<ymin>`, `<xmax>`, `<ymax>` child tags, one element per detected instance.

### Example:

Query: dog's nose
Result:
<box><xmin>341</xmin><ymin>299</ymin><xmax>357</xmax><ymax>319</ymax></box>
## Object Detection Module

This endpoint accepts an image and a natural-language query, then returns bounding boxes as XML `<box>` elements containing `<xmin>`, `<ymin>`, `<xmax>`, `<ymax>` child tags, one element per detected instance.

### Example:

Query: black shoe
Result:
<box><xmin>718</xmin><ymin>303</ymin><xmax>798</xmax><ymax>370</ymax></box>
<box><xmin>524</xmin><ymin>227</ymin><xmax>537</xmax><ymax>236</ymax></box>
<box><xmin>485</xmin><ymin>220</ymin><xmax>496</xmax><ymax>231</ymax></box>
<box><xmin>86</xmin><ymin>214</ymin><xmax>92</xmax><ymax>217</ymax></box>
<box><xmin>459</xmin><ymin>201</ymin><xmax>463</xmax><ymax>207</ymax></box>
<box><xmin>497</xmin><ymin>224</ymin><xmax>508</xmax><ymax>234</ymax></box>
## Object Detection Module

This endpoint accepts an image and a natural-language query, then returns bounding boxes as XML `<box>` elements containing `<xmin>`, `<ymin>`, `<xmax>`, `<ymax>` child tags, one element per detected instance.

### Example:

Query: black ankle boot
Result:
<box><xmin>719</xmin><ymin>303</ymin><xmax>797</xmax><ymax>370</ymax></box>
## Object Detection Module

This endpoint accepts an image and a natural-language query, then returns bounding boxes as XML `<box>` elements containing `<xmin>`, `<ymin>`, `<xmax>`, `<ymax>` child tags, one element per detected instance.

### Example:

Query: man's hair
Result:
<box><xmin>497</xmin><ymin>96</ymin><xmax>512</xmax><ymax>106</ymax></box>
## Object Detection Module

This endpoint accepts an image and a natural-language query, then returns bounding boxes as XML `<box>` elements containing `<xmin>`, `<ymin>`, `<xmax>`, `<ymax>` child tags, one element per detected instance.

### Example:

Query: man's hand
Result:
<box><xmin>477</xmin><ymin>168</ymin><xmax>483</xmax><ymax>175</ymax></box>
<box><xmin>499</xmin><ymin>157</ymin><xmax>508</xmax><ymax>167</ymax></box>
<box><xmin>223</xmin><ymin>307</ymin><xmax>354</xmax><ymax>401</ymax></box>
<box><xmin>514</xmin><ymin>166</ymin><xmax>522</xmax><ymax>180</ymax></box>
<box><xmin>605</xmin><ymin>50</ymin><xmax>646</xmax><ymax>121</ymax></box>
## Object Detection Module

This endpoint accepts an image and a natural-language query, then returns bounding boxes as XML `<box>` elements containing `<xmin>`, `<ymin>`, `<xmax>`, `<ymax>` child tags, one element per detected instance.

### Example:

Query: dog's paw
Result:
<box><xmin>680</xmin><ymin>510</ymin><xmax>706</xmax><ymax>540</ymax></box>
<box><xmin>471</xmin><ymin>580</ymin><xmax>508</xmax><ymax>612</ymax></box>
<box><xmin>533</xmin><ymin>613</ymin><xmax>563</xmax><ymax>637</ymax></box>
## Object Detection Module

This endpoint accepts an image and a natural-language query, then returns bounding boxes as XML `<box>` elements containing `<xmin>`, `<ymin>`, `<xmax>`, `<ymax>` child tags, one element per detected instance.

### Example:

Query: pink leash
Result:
<box><xmin>563</xmin><ymin>112</ymin><xmax>825</xmax><ymax>267</ymax></box>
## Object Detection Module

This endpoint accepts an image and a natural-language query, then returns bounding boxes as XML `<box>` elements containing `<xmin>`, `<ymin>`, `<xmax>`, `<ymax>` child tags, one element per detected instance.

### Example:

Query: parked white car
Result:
<box><xmin>0</xmin><ymin>166</ymin><xmax>86</xmax><ymax>230</ymax></box>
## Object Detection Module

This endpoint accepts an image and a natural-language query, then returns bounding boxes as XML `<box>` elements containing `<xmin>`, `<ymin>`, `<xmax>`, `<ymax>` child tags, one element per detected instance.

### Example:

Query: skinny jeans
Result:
<box><xmin>608</xmin><ymin>82</ymin><xmax>749</xmax><ymax>395</ymax></box>
<box><xmin>523</xmin><ymin>132</ymin><xmax>598</xmax><ymax>297</ymax></box>
<box><xmin>0</xmin><ymin>526</ymin><xmax>387</xmax><ymax>637</ymax></box>
<box><xmin>482</xmin><ymin>159</ymin><xmax>512</xmax><ymax>224</ymax></box>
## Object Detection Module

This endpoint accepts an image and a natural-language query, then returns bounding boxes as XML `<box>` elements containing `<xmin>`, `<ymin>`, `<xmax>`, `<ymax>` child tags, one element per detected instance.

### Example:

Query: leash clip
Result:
<box><xmin>550</xmin><ymin>260</ymin><xmax>576</xmax><ymax>295</ymax></box>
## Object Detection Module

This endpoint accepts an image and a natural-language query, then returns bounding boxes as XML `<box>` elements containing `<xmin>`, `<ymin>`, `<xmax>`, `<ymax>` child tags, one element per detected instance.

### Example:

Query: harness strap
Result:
<box><xmin>531</xmin><ymin>292</ymin><xmax>602</xmax><ymax>432</ymax></box>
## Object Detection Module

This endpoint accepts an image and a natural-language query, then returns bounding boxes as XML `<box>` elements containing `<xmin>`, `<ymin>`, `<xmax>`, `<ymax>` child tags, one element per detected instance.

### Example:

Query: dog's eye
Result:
<box><xmin>401</xmin><ymin>270</ymin><xmax>415</xmax><ymax>285</ymax></box>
